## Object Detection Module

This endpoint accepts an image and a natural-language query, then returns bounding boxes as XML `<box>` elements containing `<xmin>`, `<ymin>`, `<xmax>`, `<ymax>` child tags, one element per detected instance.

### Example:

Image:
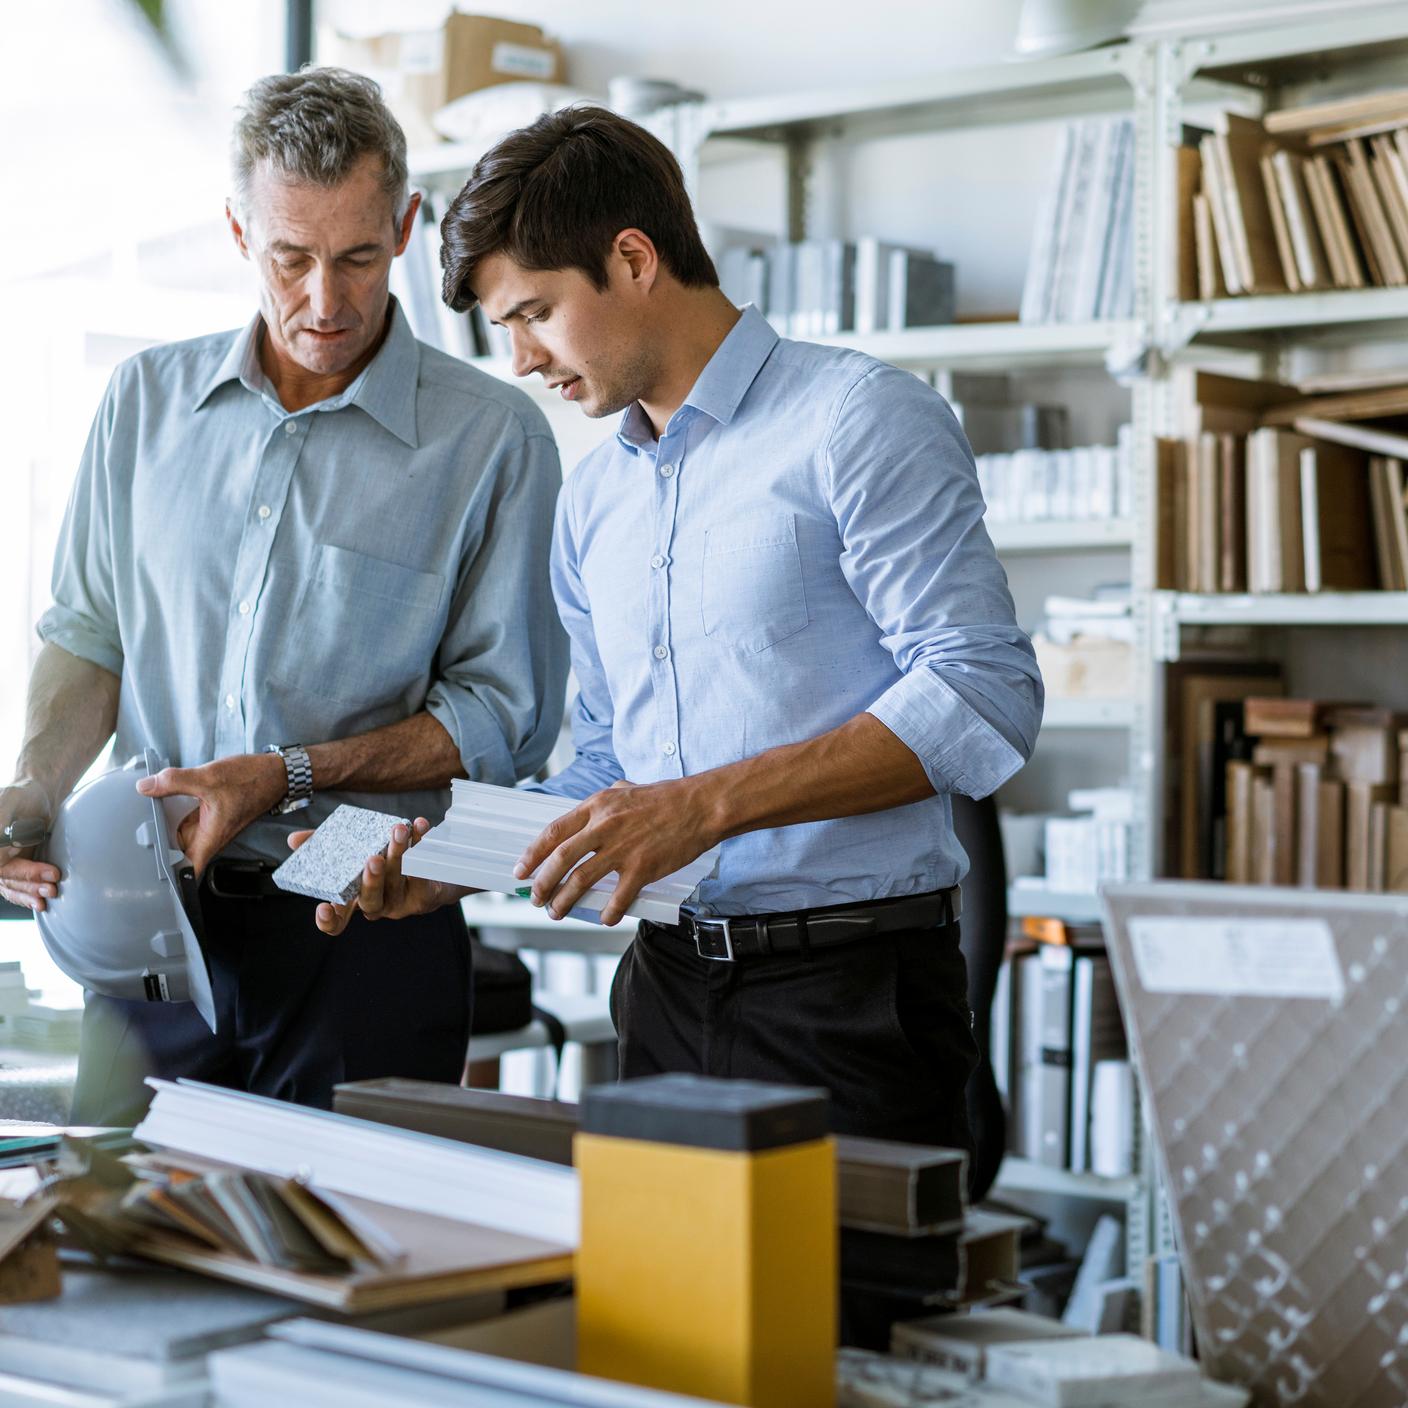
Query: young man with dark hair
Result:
<box><xmin>319</xmin><ymin>104</ymin><xmax>1043</xmax><ymax>1149</ymax></box>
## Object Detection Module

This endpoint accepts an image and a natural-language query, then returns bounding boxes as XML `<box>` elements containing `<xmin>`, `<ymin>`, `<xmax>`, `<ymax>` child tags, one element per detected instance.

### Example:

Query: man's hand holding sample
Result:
<box><xmin>516</xmin><ymin>713</ymin><xmax>934</xmax><ymax>926</ymax></box>
<box><xmin>289</xmin><ymin>817</ymin><xmax>450</xmax><ymax>936</ymax></box>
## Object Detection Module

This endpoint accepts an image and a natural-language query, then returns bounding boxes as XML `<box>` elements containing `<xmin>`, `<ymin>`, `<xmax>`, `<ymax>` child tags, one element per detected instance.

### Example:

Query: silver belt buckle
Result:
<box><xmin>692</xmin><ymin>916</ymin><xmax>735</xmax><ymax>961</ymax></box>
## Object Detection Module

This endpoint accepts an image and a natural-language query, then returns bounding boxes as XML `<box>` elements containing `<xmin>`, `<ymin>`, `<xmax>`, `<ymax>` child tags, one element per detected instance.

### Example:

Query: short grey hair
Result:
<box><xmin>231</xmin><ymin>67</ymin><xmax>410</xmax><ymax>228</ymax></box>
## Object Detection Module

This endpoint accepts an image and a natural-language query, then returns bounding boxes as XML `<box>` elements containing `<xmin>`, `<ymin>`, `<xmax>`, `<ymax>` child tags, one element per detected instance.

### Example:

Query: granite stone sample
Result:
<box><xmin>272</xmin><ymin>804</ymin><xmax>409</xmax><ymax>905</ymax></box>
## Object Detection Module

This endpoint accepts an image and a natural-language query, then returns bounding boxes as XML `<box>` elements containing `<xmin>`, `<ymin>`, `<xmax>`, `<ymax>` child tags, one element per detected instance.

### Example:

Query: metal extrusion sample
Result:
<box><xmin>400</xmin><ymin>781</ymin><xmax>720</xmax><ymax>926</ymax></box>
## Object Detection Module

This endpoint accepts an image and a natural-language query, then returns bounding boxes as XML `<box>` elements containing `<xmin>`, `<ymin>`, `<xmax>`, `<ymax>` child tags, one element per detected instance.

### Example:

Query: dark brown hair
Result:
<box><xmin>439</xmin><ymin>105</ymin><xmax>718</xmax><ymax>311</ymax></box>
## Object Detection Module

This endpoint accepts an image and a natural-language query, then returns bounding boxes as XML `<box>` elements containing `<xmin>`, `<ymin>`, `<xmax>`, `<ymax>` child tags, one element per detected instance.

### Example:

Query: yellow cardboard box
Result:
<box><xmin>575</xmin><ymin>1074</ymin><xmax>835</xmax><ymax>1408</ymax></box>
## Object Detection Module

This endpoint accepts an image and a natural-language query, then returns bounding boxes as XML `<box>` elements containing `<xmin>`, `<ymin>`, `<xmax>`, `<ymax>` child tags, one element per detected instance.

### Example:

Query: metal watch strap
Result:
<box><xmin>266</xmin><ymin>744</ymin><xmax>313</xmax><ymax>815</ymax></box>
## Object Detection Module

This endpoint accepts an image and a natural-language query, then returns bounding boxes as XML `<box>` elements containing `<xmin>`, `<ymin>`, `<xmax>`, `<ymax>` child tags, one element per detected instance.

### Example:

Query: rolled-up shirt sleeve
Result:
<box><xmin>424</xmin><ymin>431</ymin><xmax>569</xmax><ymax>785</ymax></box>
<box><xmin>537</xmin><ymin>478</ymin><xmax>625</xmax><ymax>801</ymax></box>
<box><xmin>36</xmin><ymin>372</ymin><xmax>125</xmax><ymax>678</ymax></box>
<box><xmin>826</xmin><ymin>365</ymin><xmax>1044</xmax><ymax>799</ymax></box>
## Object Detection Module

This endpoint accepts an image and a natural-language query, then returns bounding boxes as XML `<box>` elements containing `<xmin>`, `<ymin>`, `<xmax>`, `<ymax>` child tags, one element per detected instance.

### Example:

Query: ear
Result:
<box><xmin>226</xmin><ymin>200</ymin><xmax>251</xmax><ymax>261</ymax></box>
<box><xmin>393</xmin><ymin>190</ymin><xmax>423</xmax><ymax>257</ymax></box>
<box><xmin>613</xmin><ymin>228</ymin><xmax>660</xmax><ymax>294</ymax></box>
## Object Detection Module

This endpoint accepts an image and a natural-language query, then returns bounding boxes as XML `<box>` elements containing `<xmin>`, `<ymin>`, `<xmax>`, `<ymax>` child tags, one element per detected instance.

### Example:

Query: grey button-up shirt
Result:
<box><xmin>39</xmin><ymin>301</ymin><xmax>567</xmax><ymax>862</ymax></box>
<box><xmin>542</xmin><ymin>305</ymin><xmax>1042</xmax><ymax>915</ymax></box>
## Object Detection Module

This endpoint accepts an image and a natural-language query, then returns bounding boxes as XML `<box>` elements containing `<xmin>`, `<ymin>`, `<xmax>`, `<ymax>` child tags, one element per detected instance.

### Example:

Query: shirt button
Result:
<box><xmin>283</xmin><ymin>420</ymin><xmax>298</xmax><ymax>435</ymax></box>
<box><xmin>224</xmin><ymin>693</ymin><xmax>236</xmax><ymax>710</ymax></box>
<box><xmin>650</xmin><ymin>554</ymin><xmax>665</xmax><ymax>569</ymax></box>
<box><xmin>237</xmin><ymin>600</ymin><xmax>251</xmax><ymax>616</ymax></box>
<box><xmin>658</xmin><ymin>462</ymin><xmax>675</xmax><ymax>478</ymax></box>
<box><xmin>257</xmin><ymin>505</ymin><xmax>271</xmax><ymax>520</ymax></box>
<box><xmin>663</xmin><ymin>742</ymin><xmax>677</xmax><ymax>756</ymax></box>
<box><xmin>653</xmin><ymin>645</ymin><xmax>669</xmax><ymax>660</ymax></box>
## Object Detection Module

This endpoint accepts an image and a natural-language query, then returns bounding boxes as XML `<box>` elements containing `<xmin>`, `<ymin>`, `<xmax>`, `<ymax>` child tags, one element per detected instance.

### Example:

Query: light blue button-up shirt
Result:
<box><xmin>541</xmin><ymin>304</ymin><xmax>1043</xmax><ymax>916</ymax></box>
<box><xmin>39</xmin><ymin>302</ymin><xmax>567</xmax><ymax>862</ymax></box>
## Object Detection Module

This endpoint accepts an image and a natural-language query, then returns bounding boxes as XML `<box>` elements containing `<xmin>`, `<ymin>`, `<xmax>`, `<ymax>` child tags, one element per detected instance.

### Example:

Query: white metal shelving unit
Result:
<box><xmin>405</xmin><ymin>3</ymin><xmax>1408</xmax><ymax>1304</ymax></box>
<box><xmin>989</xmin><ymin>519</ymin><xmax>1134</xmax><ymax>554</ymax></box>
<box><xmin>1006</xmin><ymin>886</ymin><xmax>1107</xmax><ymax>925</ymax></box>
<box><xmin>1153</xmin><ymin>591</ymin><xmax>1408</xmax><ymax>660</ymax></box>
<box><xmin>809</xmin><ymin>319</ymin><xmax>1140</xmax><ymax>369</ymax></box>
<box><xmin>1138</xmin><ymin>2</ymin><xmax>1408</xmax><ymax>1274</ymax></box>
<box><xmin>1041</xmin><ymin>697</ymin><xmax>1134</xmax><ymax>729</ymax></box>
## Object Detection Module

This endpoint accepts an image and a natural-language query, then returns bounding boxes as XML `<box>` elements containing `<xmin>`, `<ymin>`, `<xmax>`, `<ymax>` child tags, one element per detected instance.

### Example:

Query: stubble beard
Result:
<box><xmin>581</xmin><ymin>342</ymin><xmax>661</xmax><ymax>419</ymax></box>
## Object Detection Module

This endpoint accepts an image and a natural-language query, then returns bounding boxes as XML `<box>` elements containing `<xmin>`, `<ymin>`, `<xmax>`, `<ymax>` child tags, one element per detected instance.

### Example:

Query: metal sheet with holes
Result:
<box><xmin>1102</xmin><ymin>882</ymin><xmax>1408</xmax><ymax>1408</ymax></box>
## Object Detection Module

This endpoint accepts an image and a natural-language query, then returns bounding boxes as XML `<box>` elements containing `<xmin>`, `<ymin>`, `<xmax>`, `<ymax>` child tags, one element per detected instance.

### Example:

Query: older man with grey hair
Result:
<box><xmin>0</xmin><ymin>68</ymin><xmax>567</xmax><ymax>1123</ymax></box>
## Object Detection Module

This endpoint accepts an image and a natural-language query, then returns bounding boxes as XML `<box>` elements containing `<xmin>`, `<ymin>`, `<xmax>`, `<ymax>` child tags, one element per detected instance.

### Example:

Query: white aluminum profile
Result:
<box><xmin>401</xmin><ymin>781</ymin><xmax>720</xmax><ymax>926</ymax></box>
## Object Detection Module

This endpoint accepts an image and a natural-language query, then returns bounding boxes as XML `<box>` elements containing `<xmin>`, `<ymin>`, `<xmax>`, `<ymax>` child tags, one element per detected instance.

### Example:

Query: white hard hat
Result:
<box><xmin>37</xmin><ymin>750</ymin><xmax>217</xmax><ymax>1032</ymax></box>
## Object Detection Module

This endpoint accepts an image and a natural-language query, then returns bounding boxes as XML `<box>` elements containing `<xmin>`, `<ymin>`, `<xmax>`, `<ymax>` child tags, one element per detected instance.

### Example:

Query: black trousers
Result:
<box><xmin>613</xmin><ymin>917</ymin><xmax>979</xmax><ymax>1151</ymax></box>
<box><xmin>70</xmin><ymin>884</ymin><xmax>472</xmax><ymax>1127</ymax></box>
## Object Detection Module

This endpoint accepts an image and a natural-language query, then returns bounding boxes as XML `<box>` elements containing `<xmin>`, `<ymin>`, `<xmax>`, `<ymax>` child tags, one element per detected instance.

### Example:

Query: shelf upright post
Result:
<box><xmin>784</xmin><ymin>129</ymin><xmax>814</xmax><ymax>243</ymax></box>
<box><xmin>1122</xmin><ymin>35</ymin><xmax>1167</xmax><ymax>1289</ymax></box>
<box><xmin>1128</xmin><ymin>36</ymin><xmax>1161</xmax><ymax>893</ymax></box>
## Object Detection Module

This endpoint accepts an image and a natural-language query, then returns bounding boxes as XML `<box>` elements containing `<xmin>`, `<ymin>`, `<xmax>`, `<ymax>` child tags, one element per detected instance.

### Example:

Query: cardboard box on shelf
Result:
<box><xmin>1031</xmin><ymin>636</ymin><xmax>1132</xmax><ymax>699</ymax></box>
<box><xmin>325</xmin><ymin>13</ymin><xmax>563</xmax><ymax>147</ymax></box>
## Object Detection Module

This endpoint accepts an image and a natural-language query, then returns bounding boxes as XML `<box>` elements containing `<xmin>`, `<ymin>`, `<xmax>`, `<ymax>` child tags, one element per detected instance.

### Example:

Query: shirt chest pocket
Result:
<box><xmin>277</xmin><ymin>544</ymin><xmax>446</xmax><ymax>706</ymax></box>
<box><xmin>700</xmin><ymin>514</ymin><xmax>810</xmax><ymax>654</ymax></box>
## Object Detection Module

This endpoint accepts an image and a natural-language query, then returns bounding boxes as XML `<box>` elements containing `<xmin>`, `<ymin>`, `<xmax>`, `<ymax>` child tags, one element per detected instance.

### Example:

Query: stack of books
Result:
<box><xmin>1040</xmin><ymin>789</ymin><xmax>1134</xmax><ymax>896</ymax></box>
<box><xmin>1156</xmin><ymin>368</ymin><xmax>1408</xmax><ymax>594</ymax></box>
<box><xmin>1168</xmin><ymin>672</ymin><xmax>1408</xmax><ymax>888</ymax></box>
<box><xmin>1163</xmin><ymin>657</ymin><xmax>1283</xmax><ymax>880</ymax></box>
<box><xmin>719</xmin><ymin>235</ymin><xmax>955</xmax><ymax>337</ymax></box>
<box><xmin>1021</xmin><ymin>118</ymin><xmax>1136</xmax><ymax>324</ymax></box>
<box><xmin>977</xmin><ymin>426</ymin><xmax>1133</xmax><ymax>526</ymax></box>
<box><xmin>8</xmin><ymin>1003</ymin><xmax>82</xmax><ymax>1053</ymax></box>
<box><xmin>1225</xmin><ymin>697</ymin><xmax>1408</xmax><ymax>891</ymax></box>
<box><xmin>932</xmin><ymin>370</ymin><xmax>1071</xmax><ymax>458</ymax></box>
<box><xmin>993</xmin><ymin>919</ymin><xmax>1130</xmax><ymax>1175</ymax></box>
<box><xmin>1177</xmin><ymin>89</ymin><xmax>1408</xmax><ymax>300</ymax></box>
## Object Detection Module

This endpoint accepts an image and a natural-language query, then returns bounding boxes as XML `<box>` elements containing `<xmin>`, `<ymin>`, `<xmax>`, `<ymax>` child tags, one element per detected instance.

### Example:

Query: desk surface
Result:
<box><xmin>461</xmin><ymin>894</ymin><xmax>638</xmax><ymax>955</ymax></box>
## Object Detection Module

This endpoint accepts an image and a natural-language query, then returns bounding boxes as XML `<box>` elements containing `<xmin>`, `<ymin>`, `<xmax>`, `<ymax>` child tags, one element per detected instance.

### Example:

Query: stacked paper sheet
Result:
<box><xmin>401</xmin><ymin>781</ymin><xmax>721</xmax><ymax>925</ymax></box>
<box><xmin>984</xmin><ymin>1334</ymin><xmax>1202</xmax><ymax>1407</ymax></box>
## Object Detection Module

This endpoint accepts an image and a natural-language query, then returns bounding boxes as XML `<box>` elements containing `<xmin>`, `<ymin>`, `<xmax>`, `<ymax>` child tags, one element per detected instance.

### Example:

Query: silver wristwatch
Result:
<box><xmin>266</xmin><ymin>743</ymin><xmax>314</xmax><ymax>815</ymax></box>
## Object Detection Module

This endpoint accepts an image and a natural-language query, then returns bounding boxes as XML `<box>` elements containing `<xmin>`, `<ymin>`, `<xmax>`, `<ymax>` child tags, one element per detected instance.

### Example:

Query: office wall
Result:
<box><xmin>325</xmin><ymin>1</ymin><xmax>1058</xmax><ymax>316</ymax></box>
<box><xmin>324</xmin><ymin>2</ymin><xmax>1029</xmax><ymax>98</ymax></box>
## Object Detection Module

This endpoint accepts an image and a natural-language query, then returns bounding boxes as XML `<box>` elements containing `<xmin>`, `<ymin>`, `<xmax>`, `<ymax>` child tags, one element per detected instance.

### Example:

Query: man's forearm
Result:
<box><xmin>304</xmin><ymin>711</ymin><xmax>466</xmax><ymax>795</ymax></box>
<box><xmin>15</xmin><ymin>644</ymin><xmax>121</xmax><ymax>812</ymax></box>
<box><xmin>695</xmin><ymin>711</ymin><xmax>933</xmax><ymax>844</ymax></box>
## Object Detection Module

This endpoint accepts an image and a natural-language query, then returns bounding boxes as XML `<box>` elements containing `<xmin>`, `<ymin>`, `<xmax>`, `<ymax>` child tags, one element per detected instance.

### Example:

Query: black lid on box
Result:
<box><xmin>580</xmin><ymin>1074</ymin><xmax>830</xmax><ymax>1152</ymax></box>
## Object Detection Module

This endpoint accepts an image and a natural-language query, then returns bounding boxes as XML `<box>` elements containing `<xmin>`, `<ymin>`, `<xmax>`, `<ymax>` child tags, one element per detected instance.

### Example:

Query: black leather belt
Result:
<box><xmin>204</xmin><ymin>859</ymin><xmax>284</xmax><ymax>900</ymax></box>
<box><xmin>669</xmin><ymin>886</ymin><xmax>961</xmax><ymax>962</ymax></box>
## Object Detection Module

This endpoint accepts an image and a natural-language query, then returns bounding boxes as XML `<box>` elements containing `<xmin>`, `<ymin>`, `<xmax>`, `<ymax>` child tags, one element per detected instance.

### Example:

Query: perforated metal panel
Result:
<box><xmin>1104</xmin><ymin>882</ymin><xmax>1408</xmax><ymax>1407</ymax></box>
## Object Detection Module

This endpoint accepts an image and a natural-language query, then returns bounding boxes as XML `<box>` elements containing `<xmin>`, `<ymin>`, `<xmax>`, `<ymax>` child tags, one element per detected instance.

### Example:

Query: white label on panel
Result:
<box><xmin>492</xmin><ymin>41</ymin><xmax>556</xmax><ymax>78</ymax></box>
<box><xmin>399</xmin><ymin>30</ymin><xmax>444</xmax><ymax>74</ymax></box>
<box><xmin>1128</xmin><ymin>916</ymin><xmax>1344</xmax><ymax>1001</ymax></box>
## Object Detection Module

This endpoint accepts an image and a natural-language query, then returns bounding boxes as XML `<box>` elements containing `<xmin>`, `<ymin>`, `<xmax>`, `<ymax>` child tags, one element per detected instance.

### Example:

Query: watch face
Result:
<box><xmin>276</xmin><ymin>795</ymin><xmax>314</xmax><ymax>815</ymax></box>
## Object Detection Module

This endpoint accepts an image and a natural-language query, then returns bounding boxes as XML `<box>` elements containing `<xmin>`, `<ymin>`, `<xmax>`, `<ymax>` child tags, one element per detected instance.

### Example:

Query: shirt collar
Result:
<box><xmin>192</xmin><ymin>298</ymin><xmax>421</xmax><ymax>448</ymax></box>
<box><xmin>615</xmin><ymin>303</ymin><xmax>778</xmax><ymax>454</ymax></box>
